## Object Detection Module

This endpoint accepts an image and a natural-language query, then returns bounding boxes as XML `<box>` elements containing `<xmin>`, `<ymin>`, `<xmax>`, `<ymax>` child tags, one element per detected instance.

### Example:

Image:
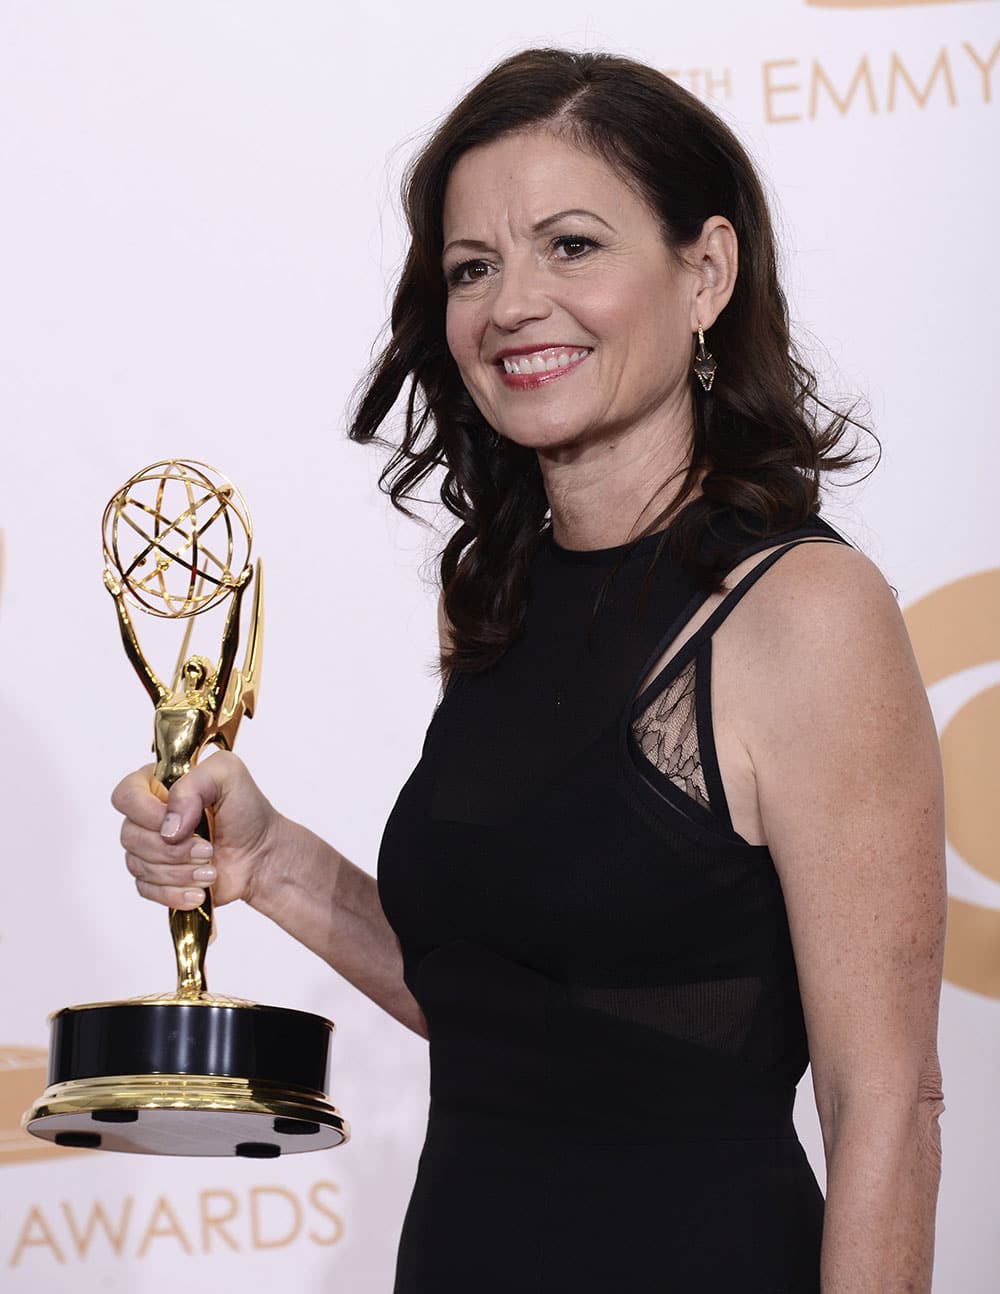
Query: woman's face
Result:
<box><xmin>441</xmin><ymin>129</ymin><xmax>704</xmax><ymax>457</ymax></box>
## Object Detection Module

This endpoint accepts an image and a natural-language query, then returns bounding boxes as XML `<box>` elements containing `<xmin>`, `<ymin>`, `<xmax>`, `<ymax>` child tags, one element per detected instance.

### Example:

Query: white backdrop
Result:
<box><xmin>1</xmin><ymin>2</ymin><xmax>998</xmax><ymax>1290</ymax></box>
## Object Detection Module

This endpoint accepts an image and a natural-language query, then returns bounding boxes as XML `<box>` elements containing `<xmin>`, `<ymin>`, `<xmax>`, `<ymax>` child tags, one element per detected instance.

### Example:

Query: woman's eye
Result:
<box><xmin>553</xmin><ymin>235</ymin><xmax>598</xmax><ymax>259</ymax></box>
<box><xmin>447</xmin><ymin>259</ymin><xmax>493</xmax><ymax>286</ymax></box>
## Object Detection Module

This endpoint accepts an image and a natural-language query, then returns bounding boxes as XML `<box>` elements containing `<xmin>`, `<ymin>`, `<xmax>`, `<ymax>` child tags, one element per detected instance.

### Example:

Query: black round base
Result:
<box><xmin>24</xmin><ymin>998</ymin><xmax>349</xmax><ymax>1157</ymax></box>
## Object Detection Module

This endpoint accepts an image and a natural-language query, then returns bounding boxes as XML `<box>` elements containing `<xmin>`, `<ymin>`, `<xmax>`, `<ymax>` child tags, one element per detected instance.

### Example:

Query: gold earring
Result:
<box><xmin>693</xmin><ymin>325</ymin><xmax>717</xmax><ymax>392</ymax></box>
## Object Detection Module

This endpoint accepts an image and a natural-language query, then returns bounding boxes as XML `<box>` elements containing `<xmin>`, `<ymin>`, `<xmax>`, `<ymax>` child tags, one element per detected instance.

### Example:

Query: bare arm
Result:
<box><xmin>737</xmin><ymin>544</ymin><xmax>945</xmax><ymax>1293</ymax></box>
<box><xmin>111</xmin><ymin>586</ymin><xmax>452</xmax><ymax>1042</ymax></box>
<box><xmin>109</xmin><ymin>584</ymin><xmax>445</xmax><ymax>1040</ymax></box>
<box><xmin>248</xmin><ymin>813</ymin><xmax>427</xmax><ymax>1037</ymax></box>
<box><xmin>113</xmin><ymin>756</ymin><xmax>428</xmax><ymax>1037</ymax></box>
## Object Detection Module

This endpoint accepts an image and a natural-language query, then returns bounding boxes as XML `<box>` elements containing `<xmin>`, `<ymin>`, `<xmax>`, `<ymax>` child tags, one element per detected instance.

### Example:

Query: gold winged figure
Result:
<box><xmin>103</xmin><ymin>560</ymin><xmax>263</xmax><ymax>998</ymax></box>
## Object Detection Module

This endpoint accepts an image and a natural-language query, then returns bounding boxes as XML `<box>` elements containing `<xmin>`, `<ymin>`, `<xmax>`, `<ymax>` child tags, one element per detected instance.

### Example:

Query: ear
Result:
<box><xmin>688</xmin><ymin>216</ymin><xmax>738</xmax><ymax>332</ymax></box>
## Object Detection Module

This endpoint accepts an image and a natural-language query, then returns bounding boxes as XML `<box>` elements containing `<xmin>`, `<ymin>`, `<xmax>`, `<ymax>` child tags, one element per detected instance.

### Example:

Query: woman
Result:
<box><xmin>113</xmin><ymin>49</ymin><xmax>946</xmax><ymax>1292</ymax></box>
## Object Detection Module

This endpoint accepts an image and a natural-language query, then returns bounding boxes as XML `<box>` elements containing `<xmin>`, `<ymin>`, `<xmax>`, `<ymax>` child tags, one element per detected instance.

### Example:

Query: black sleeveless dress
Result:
<box><xmin>377</xmin><ymin>513</ymin><xmax>846</xmax><ymax>1293</ymax></box>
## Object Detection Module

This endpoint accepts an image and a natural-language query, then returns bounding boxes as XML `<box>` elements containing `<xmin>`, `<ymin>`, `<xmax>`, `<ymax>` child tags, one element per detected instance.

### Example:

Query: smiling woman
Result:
<box><xmin>441</xmin><ymin>132</ymin><xmax>719</xmax><ymax>470</ymax></box>
<box><xmin>345</xmin><ymin>47</ymin><xmax>943</xmax><ymax>1293</ymax></box>
<box><xmin>349</xmin><ymin>49</ymin><xmax>866</xmax><ymax>674</ymax></box>
<box><xmin>112</xmin><ymin>46</ymin><xmax>946</xmax><ymax>1294</ymax></box>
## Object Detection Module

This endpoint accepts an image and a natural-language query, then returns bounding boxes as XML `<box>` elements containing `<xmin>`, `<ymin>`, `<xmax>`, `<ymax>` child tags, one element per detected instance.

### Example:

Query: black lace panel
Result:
<box><xmin>631</xmin><ymin>657</ymin><xmax>709</xmax><ymax>811</ymax></box>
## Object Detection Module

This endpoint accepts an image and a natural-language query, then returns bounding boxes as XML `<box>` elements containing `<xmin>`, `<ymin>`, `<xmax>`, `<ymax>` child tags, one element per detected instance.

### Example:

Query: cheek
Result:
<box><xmin>604</xmin><ymin>277</ymin><xmax>689</xmax><ymax>372</ymax></box>
<box><xmin>574</xmin><ymin>273</ymin><xmax>669</xmax><ymax>351</ymax></box>
<box><xmin>445</xmin><ymin>301</ymin><xmax>481</xmax><ymax>374</ymax></box>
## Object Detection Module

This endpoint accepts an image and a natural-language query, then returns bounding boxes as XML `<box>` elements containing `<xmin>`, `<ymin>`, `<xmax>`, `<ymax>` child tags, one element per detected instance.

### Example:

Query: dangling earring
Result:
<box><xmin>693</xmin><ymin>325</ymin><xmax>718</xmax><ymax>392</ymax></box>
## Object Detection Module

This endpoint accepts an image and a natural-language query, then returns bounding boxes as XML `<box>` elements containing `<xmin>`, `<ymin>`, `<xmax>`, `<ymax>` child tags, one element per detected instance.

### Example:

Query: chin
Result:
<box><xmin>480</xmin><ymin>400</ymin><xmax>595</xmax><ymax>449</ymax></box>
<box><xmin>493</xmin><ymin>420</ymin><xmax>590</xmax><ymax>454</ymax></box>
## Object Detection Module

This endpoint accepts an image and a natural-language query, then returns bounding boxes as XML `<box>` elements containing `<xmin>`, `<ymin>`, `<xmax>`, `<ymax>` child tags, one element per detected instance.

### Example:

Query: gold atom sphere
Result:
<box><xmin>102</xmin><ymin>460</ymin><xmax>253</xmax><ymax>619</ymax></box>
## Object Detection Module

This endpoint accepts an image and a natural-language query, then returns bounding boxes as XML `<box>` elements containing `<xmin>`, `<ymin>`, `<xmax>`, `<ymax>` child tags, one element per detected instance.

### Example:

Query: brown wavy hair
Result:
<box><xmin>349</xmin><ymin>48</ymin><xmax>870</xmax><ymax>673</ymax></box>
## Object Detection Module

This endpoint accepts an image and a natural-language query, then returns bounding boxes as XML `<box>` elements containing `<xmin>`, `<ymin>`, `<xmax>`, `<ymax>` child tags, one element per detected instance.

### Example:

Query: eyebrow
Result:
<box><xmin>442</xmin><ymin>208</ymin><xmax>616</xmax><ymax>259</ymax></box>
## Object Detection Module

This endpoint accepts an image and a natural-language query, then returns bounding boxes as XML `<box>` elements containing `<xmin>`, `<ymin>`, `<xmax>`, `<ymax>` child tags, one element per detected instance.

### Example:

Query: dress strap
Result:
<box><xmin>632</xmin><ymin>535</ymin><xmax>846</xmax><ymax>717</ymax></box>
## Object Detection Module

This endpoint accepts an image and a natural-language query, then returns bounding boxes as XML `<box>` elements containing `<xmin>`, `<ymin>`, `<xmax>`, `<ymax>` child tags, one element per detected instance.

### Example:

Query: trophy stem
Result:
<box><xmin>168</xmin><ymin>807</ymin><xmax>215</xmax><ymax>998</ymax></box>
<box><xmin>170</xmin><ymin>891</ymin><xmax>213</xmax><ymax>997</ymax></box>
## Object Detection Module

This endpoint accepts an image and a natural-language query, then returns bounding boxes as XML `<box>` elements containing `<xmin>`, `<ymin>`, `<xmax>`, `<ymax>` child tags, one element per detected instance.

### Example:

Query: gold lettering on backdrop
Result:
<box><xmin>963</xmin><ymin>38</ymin><xmax>1000</xmax><ymax>102</ymax></box>
<box><xmin>249</xmin><ymin>1185</ymin><xmax>303</xmax><ymax>1250</ymax></box>
<box><xmin>888</xmin><ymin>48</ymin><xmax>957</xmax><ymax>109</ymax></box>
<box><xmin>905</xmin><ymin>570</ymin><xmax>1000</xmax><ymax>999</ymax></box>
<box><xmin>764</xmin><ymin>59</ymin><xmax>804</xmax><ymax>122</ymax></box>
<box><xmin>763</xmin><ymin>44</ymin><xmax>997</xmax><ymax>121</ymax></box>
<box><xmin>60</xmin><ymin>1197</ymin><xmax>133</xmax><ymax>1259</ymax></box>
<box><xmin>942</xmin><ymin>900</ymin><xmax>1000</xmax><ymax>997</ymax></box>
<box><xmin>941</xmin><ymin>686</ymin><xmax>1000</xmax><ymax>885</ymax></box>
<box><xmin>704</xmin><ymin>67</ymin><xmax>734</xmax><ymax>99</ymax></box>
<box><xmin>665</xmin><ymin>67</ymin><xmax>734</xmax><ymax>100</ymax></box>
<box><xmin>307</xmin><ymin>1181</ymin><xmax>345</xmax><ymax>1246</ymax></box>
<box><xmin>807</xmin><ymin>0</ymin><xmax>991</xmax><ymax>8</ymax></box>
<box><xmin>0</xmin><ymin>1047</ymin><xmax>74</xmax><ymax>1165</ymax></box>
<box><xmin>199</xmin><ymin>1189</ymin><xmax>240</xmax><ymax>1253</ymax></box>
<box><xmin>10</xmin><ymin>1207</ymin><xmax>65</xmax><ymax>1267</ymax></box>
<box><xmin>809</xmin><ymin>56</ymin><xmax>879</xmax><ymax>115</ymax></box>
<box><xmin>136</xmin><ymin>1196</ymin><xmax>194</xmax><ymax>1258</ymax></box>
<box><xmin>3</xmin><ymin>1181</ymin><xmax>345</xmax><ymax>1265</ymax></box>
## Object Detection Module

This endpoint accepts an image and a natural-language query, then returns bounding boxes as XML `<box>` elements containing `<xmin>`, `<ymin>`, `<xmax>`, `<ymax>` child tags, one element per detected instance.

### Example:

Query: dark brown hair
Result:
<box><xmin>349</xmin><ymin>48</ymin><xmax>870</xmax><ymax>673</ymax></box>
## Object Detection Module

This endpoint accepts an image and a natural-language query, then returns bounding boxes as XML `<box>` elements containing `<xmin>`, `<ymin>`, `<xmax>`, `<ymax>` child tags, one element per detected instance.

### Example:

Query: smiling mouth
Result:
<box><xmin>497</xmin><ymin>347</ymin><xmax>592</xmax><ymax>379</ymax></box>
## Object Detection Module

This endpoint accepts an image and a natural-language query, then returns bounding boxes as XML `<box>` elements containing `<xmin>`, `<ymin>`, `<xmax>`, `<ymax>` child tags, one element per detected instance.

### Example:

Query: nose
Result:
<box><xmin>489</xmin><ymin>254</ymin><xmax>552</xmax><ymax>332</ymax></box>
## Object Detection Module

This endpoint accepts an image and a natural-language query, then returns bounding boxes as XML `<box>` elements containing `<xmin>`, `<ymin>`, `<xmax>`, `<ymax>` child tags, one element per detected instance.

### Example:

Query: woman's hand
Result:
<box><xmin>112</xmin><ymin>751</ymin><xmax>279</xmax><ymax>912</ymax></box>
<box><xmin>113</xmin><ymin>750</ymin><xmax>429</xmax><ymax>1038</ymax></box>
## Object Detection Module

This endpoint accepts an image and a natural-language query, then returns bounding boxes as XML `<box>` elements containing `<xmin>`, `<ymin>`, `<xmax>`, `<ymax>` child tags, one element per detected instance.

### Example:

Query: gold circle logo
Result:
<box><xmin>806</xmin><ymin>1</ymin><xmax>994</xmax><ymax>8</ymax></box>
<box><xmin>905</xmin><ymin>570</ymin><xmax>1000</xmax><ymax>997</ymax></box>
<box><xmin>0</xmin><ymin>1048</ymin><xmax>76</xmax><ymax>1166</ymax></box>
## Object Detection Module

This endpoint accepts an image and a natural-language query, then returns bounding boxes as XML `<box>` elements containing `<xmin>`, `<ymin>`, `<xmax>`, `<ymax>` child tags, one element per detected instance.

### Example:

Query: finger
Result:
<box><xmin>125</xmin><ymin>852</ymin><xmax>217</xmax><ymax>891</ymax></box>
<box><xmin>111</xmin><ymin>765</ymin><xmax>165</xmax><ymax>832</ymax></box>
<box><xmin>120</xmin><ymin>820</ymin><xmax>214</xmax><ymax>867</ymax></box>
<box><xmin>134</xmin><ymin>877</ymin><xmax>207</xmax><ymax>910</ymax></box>
<box><xmin>159</xmin><ymin>754</ymin><xmax>240</xmax><ymax>843</ymax></box>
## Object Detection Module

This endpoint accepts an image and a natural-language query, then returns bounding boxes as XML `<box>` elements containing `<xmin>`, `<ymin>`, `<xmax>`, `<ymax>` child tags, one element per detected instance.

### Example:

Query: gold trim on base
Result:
<box><xmin>53</xmin><ymin>993</ymin><xmax>332</xmax><ymax>1019</ymax></box>
<box><xmin>24</xmin><ymin>1074</ymin><xmax>349</xmax><ymax>1156</ymax></box>
<box><xmin>26</xmin><ymin>1072</ymin><xmax>346</xmax><ymax>1124</ymax></box>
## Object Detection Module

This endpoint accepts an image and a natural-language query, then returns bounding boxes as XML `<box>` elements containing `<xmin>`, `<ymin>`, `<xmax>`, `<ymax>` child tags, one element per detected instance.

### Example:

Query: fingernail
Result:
<box><xmin>192</xmin><ymin>866</ymin><xmax>217</xmax><ymax>883</ymax></box>
<box><xmin>161</xmin><ymin>813</ymin><xmax>182</xmax><ymax>839</ymax></box>
<box><xmin>190</xmin><ymin>841</ymin><xmax>214</xmax><ymax>861</ymax></box>
<box><xmin>183</xmin><ymin>889</ymin><xmax>204</xmax><ymax>906</ymax></box>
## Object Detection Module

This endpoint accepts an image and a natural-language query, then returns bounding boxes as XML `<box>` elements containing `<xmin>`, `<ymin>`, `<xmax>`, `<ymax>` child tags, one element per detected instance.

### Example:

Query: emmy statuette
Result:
<box><xmin>24</xmin><ymin>461</ymin><xmax>349</xmax><ymax>1157</ymax></box>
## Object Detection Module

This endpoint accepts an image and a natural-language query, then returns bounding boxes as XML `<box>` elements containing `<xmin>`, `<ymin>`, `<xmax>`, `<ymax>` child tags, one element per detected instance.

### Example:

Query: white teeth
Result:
<box><xmin>502</xmin><ymin>349</ymin><xmax>589</xmax><ymax>375</ymax></box>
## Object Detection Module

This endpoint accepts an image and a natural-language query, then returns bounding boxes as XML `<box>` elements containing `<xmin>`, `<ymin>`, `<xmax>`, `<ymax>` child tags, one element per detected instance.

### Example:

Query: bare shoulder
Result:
<box><xmin>735</xmin><ymin>539</ymin><xmax>903</xmax><ymax>657</ymax></box>
<box><xmin>722</xmin><ymin>537</ymin><xmax>937</xmax><ymax>811</ymax></box>
<box><xmin>725</xmin><ymin>538</ymin><xmax>946</xmax><ymax>1117</ymax></box>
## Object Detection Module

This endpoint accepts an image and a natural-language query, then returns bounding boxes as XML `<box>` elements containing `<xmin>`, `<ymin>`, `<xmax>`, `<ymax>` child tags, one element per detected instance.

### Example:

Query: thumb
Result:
<box><xmin>158</xmin><ymin>759</ymin><xmax>231</xmax><ymax>842</ymax></box>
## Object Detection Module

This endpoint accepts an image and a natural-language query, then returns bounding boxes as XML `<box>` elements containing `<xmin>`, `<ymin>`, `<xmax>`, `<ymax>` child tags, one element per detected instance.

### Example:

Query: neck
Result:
<box><xmin>538</xmin><ymin>401</ymin><xmax>698</xmax><ymax>551</ymax></box>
